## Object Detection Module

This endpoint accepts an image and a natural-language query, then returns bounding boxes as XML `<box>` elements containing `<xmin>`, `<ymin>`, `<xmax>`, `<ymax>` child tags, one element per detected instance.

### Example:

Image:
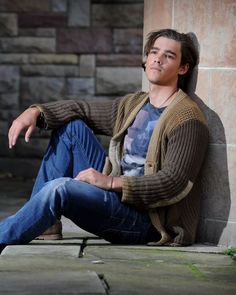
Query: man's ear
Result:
<box><xmin>178</xmin><ymin>63</ymin><xmax>189</xmax><ymax>75</ymax></box>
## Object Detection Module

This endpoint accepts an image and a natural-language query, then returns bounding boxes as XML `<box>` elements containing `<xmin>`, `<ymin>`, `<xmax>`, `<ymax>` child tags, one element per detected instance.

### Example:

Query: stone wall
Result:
<box><xmin>143</xmin><ymin>0</ymin><xmax>236</xmax><ymax>247</ymax></box>
<box><xmin>0</xmin><ymin>0</ymin><xmax>144</xmax><ymax>178</ymax></box>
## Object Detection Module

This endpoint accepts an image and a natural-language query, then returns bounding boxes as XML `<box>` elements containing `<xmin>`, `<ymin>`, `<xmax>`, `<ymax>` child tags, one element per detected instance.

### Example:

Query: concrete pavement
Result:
<box><xmin>0</xmin><ymin>177</ymin><xmax>235</xmax><ymax>294</ymax></box>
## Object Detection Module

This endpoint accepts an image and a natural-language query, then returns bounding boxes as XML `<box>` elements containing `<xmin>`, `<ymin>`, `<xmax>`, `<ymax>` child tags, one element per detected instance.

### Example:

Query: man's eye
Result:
<box><xmin>166</xmin><ymin>54</ymin><xmax>174</xmax><ymax>59</ymax></box>
<box><xmin>150</xmin><ymin>50</ymin><xmax>157</xmax><ymax>55</ymax></box>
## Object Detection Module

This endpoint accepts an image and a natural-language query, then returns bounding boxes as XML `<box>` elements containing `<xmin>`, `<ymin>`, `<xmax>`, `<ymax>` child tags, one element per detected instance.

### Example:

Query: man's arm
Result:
<box><xmin>32</xmin><ymin>97</ymin><xmax>122</xmax><ymax>136</ymax></box>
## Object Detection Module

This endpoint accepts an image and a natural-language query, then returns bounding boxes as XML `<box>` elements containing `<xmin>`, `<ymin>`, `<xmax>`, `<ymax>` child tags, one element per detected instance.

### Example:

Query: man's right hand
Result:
<box><xmin>8</xmin><ymin>107</ymin><xmax>41</xmax><ymax>149</ymax></box>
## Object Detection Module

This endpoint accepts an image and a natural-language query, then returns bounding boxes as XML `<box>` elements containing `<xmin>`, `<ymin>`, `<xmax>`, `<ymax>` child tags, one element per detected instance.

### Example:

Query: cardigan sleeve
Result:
<box><xmin>31</xmin><ymin>98</ymin><xmax>121</xmax><ymax>136</ymax></box>
<box><xmin>121</xmin><ymin>119</ymin><xmax>209</xmax><ymax>209</ymax></box>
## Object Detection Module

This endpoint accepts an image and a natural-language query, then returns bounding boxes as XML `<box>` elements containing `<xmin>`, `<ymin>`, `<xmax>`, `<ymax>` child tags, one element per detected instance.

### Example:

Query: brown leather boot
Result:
<box><xmin>36</xmin><ymin>220</ymin><xmax>63</xmax><ymax>240</ymax></box>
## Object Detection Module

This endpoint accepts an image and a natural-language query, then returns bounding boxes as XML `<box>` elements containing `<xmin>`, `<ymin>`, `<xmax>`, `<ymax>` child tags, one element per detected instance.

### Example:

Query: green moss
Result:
<box><xmin>224</xmin><ymin>247</ymin><xmax>236</xmax><ymax>257</ymax></box>
<box><xmin>187</xmin><ymin>263</ymin><xmax>205</xmax><ymax>280</ymax></box>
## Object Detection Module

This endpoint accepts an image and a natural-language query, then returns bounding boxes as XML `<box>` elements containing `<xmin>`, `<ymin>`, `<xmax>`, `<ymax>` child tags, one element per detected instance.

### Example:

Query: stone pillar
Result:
<box><xmin>143</xmin><ymin>0</ymin><xmax>236</xmax><ymax>247</ymax></box>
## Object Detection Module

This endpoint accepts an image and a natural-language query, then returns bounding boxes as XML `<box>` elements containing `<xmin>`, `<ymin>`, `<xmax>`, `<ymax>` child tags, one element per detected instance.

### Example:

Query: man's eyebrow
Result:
<box><xmin>151</xmin><ymin>47</ymin><xmax>177</xmax><ymax>56</ymax></box>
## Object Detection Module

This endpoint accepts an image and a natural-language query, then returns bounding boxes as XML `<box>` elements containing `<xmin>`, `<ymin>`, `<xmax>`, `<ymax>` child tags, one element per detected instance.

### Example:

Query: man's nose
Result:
<box><xmin>154</xmin><ymin>53</ymin><xmax>163</xmax><ymax>64</ymax></box>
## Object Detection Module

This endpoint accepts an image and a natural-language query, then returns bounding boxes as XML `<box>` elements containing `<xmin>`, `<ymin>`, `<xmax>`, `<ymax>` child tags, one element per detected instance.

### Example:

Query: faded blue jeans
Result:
<box><xmin>0</xmin><ymin>120</ymin><xmax>159</xmax><ymax>246</ymax></box>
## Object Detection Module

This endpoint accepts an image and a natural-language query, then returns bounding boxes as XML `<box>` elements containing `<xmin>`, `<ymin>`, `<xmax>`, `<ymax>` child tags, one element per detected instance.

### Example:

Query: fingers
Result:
<box><xmin>8</xmin><ymin>123</ymin><xmax>21</xmax><ymax>149</ymax></box>
<box><xmin>25</xmin><ymin>125</ymin><xmax>35</xmax><ymax>143</ymax></box>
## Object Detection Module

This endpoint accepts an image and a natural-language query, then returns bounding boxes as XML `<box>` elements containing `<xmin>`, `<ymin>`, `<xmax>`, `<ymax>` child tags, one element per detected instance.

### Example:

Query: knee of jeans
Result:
<box><xmin>39</xmin><ymin>177</ymin><xmax>71</xmax><ymax>205</ymax></box>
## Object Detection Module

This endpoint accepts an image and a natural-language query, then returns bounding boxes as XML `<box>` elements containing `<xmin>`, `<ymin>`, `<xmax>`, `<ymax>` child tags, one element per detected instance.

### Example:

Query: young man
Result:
<box><xmin>0</xmin><ymin>29</ymin><xmax>208</xmax><ymax>253</ymax></box>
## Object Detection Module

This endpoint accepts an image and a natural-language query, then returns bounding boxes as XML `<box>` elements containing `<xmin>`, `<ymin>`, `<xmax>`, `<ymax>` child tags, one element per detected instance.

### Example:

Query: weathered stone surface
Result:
<box><xmin>21</xmin><ymin>77</ymin><xmax>65</xmax><ymax>105</ymax></box>
<box><xmin>68</xmin><ymin>0</ymin><xmax>90</xmax><ymax>27</ymax></box>
<box><xmin>19</xmin><ymin>28</ymin><xmax>56</xmax><ymax>37</ymax></box>
<box><xmin>79</xmin><ymin>54</ymin><xmax>95</xmax><ymax>77</ymax></box>
<box><xmin>92</xmin><ymin>3</ymin><xmax>143</xmax><ymax>27</ymax></box>
<box><xmin>0</xmin><ymin>157</ymin><xmax>41</xmax><ymax>178</ymax></box>
<box><xmin>57</xmin><ymin>28</ymin><xmax>112</xmax><ymax>53</ymax></box>
<box><xmin>0</xmin><ymin>121</ymin><xmax>8</xmax><ymax>136</ymax></box>
<box><xmin>96</xmin><ymin>67</ymin><xmax>142</xmax><ymax>95</ymax></box>
<box><xmin>97</xmin><ymin>54</ymin><xmax>142</xmax><ymax>66</ymax></box>
<box><xmin>14</xmin><ymin>138</ymin><xmax>49</xmax><ymax>158</ymax></box>
<box><xmin>0</xmin><ymin>93</ymin><xmax>18</xmax><ymax>108</ymax></box>
<box><xmin>197</xmin><ymin>143</ymin><xmax>231</xmax><ymax>245</ymax></box>
<box><xmin>21</xmin><ymin>65</ymin><xmax>80</xmax><ymax>77</ymax></box>
<box><xmin>0</xmin><ymin>54</ymin><xmax>28</xmax><ymax>64</ymax></box>
<box><xmin>0</xmin><ymin>66</ymin><xmax>19</xmax><ymax>93</ymax></box>
<box><xmin>0</xmin><ymin>37</ymin><xmax>56</xmax><ymax>53</ymax></box>
<box><xmin>66</xmin><ymin>78</ymin><xmax>95</xmax><ymax>95</ymax></box>
<box><xmin>0</xmin><ymin>13</ymin><xmax>17</xmax><ymax>36</ymax></box>
<box><xmin>29</xmin><ymin>53</ymin><xmax>78</xmax><ymax>64</ymax></box>
<box><xmin>18</xmin><ymin>13</ymin><xmax>67</xmax><ymax>28</ymax></box>
<box><xmin>0</xmin><ymin>270</ymin><xmax>107</xmax><ymax>295</ymax></box>
<box><xmin>114</xmin><ymin>28</ymin><xmax>143</xmax><ymax>53</ymax></box>
<box><xmin>51</xmin><ymin>0</ymin><xmax>67</xmax><ymax>12</ymax></box>
<box><xmin>0</xmin><ymin>0</ymin><xmax>50</xmax><ymax>12</ymax></box>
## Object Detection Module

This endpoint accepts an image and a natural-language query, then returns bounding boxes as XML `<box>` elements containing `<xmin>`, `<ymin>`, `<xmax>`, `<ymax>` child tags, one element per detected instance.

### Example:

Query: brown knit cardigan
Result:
<box><xmin>34</xmin><ymin>89</ymin><xmax>209</xmax><ymax>245</ymax></box>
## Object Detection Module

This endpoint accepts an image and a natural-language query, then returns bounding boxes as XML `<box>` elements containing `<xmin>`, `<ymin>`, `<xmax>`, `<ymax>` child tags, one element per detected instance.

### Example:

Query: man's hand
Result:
<box><xmin>74</xmin><ymin>168</ymin><xmax>123</xmax><ymax>191</ymax></box>
<box><xmin>8</xmin><ymin>107</ymin><xmax>41</xmax><ymax>149</ymax></box>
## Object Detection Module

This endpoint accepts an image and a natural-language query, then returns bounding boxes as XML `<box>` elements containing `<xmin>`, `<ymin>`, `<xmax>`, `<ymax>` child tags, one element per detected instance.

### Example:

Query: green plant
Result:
<box><xmin>224</xmin><ymin>247</ymin><xmax>236</xmax><ymax>257</ymax></box>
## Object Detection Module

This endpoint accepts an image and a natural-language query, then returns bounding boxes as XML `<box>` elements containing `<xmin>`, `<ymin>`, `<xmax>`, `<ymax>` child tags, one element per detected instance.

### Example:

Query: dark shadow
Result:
<box><xmin>186</xmin><ymin>33</ymin><xmax>231</xmax><ymax>245</ymax></box>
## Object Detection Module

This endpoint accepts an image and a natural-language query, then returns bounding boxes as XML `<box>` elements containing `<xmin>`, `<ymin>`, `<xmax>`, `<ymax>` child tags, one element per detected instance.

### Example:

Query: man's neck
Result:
<box><xmin>149</xmin><ymin>84</ymin><xmax>178</xmax><ymax>108</ymax></box>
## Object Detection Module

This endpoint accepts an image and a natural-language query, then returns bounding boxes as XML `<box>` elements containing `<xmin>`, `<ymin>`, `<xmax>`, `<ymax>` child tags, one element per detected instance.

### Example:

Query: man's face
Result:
<box><xmin>145</xmin><ymin>36</ymin><xmax>187</xmax><ymax>87</ymax></box>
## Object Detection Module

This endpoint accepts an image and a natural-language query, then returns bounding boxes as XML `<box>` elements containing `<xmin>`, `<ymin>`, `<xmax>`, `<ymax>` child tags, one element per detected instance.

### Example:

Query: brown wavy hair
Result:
<box><xmin>142</xmin><ymin>29</ymin><xmax>199</xmax><ymax>91</ymax></box>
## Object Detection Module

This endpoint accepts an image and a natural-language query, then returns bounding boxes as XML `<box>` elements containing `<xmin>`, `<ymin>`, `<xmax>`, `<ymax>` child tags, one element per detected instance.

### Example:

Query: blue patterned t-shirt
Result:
<box><xmin>121</xmin><ymin>102</ymin><xmax>165</xmax><ymax>176</ymax></box>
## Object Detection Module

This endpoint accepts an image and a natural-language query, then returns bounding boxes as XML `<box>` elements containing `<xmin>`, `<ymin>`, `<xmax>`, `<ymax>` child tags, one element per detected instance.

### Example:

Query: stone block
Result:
<box><xmin>96</xmin><ymin>67</ymin><xmax>142</xmax><ymax>95</ymax></box>
<box><xmin>0</xmin><ymin>54</ymin><xmax>28</xmax><ymax>64</ymax></box>
<box><xmin>29</xmin><ymin>53</ymin><xmax>78</xmax><ymax>64</ymax></box>
<box><xmin>198</xmin><ymin>218</ymin><xmax>236</xmax><ymax>247</ymax></box>
<box><xmin>21</xmin><ymin>65</ymin><xmax>80</xmax><ymax>77</ymax></box>
<box><xmin>227</xmin><ymin>145</ymin><xmax>236</xmax><ymax>223</ymax></box>
<box><xmin>0</xmin><ymin>157</ymin><xmax>41</xmax><ymax>178</ymax></box>
<box><xmin>174</xmin><ymin>0</ymin><xmax>236</xmax><ymax>67</ymax></box>
<box><xmin>0</xmin><ymin>66</ymin><xmax>19</xmax><ymax>93</ymax></box>
<box><xmin>66</xmin><ymin>78</ymin><xmax>95</xmax><ymax>95</ymax></box>
<box><xmin>210</xmin><ymin>70</ymin><xmax>236</xmax><ymax>145</ymax></box>
<box><xmin>0</xmin><ymin>269</ymin><xmax>107</xmax><ymax>295</ymax></box>
<box><xmin>200</xmin><ymin>144</ymin><xmax>231</xmax><ymax>222</ymax></box>
<box><xmin>19</xmin><ymin>28</ymin><xmax>56</xmax><ymax>37</ymax></box>
<box><xmin>14</xmin><ymin>138</ymin><xmax>49</xmax><ymax>158</ymax></box>
<box><xmin>18</xmin><ymin>13</ymin><xmax>67</xmax><ymax>28</ymax></box>
<box><xmin>0</xmin><ymin>0</ymin><xmax>50</xmax><ymax>12</ymax></box>
<box><xmin>92</xmin><ymin>3</ymin><xmax>143</xmax><ymax>27</ymax></box>
<box><xmin>97</xmin><ymin>54</ymin><xmax>142</xmax><ymax>67</ymax></box>
<box><xmin>0</xmin><ymin>93</ymin><xmax>18</xmax><ymax>108</ymax></box>
<box><xmin>114</xmin><ymin>28</ymin><xmax>143</xmax><ymax>54</ymax></box>
<box><xmin>57</xmin><ymin>28</ymin><xmax>112</xmax><ymax>53</ymax></box>
<box><xmin>0</xmin><ymin>37</ymin><xmax>56</xmax><ymax>53</ymax></box>
<box><xmin>79</xmin><ymin>54</ymin><xmax>95</xmax><ymax>77</ymax></box>
<box><xmin>0</xmin><ymin>121</ymin><xmax>8</xmax><ymax>137</ymax></box>
<box><xmin>21</xmin><ymin>77</ymin><xmax>65</xmax><ymax>105</ymax></box>
<box><xmin>2</xmin><ymin>245</ymin><xmax>80</xmax><ymax>257</ymax></box>
<box><xmin>51</xmin><ymin>0</ymin><xmax>67</xmax><ymax>12</ymax></box>
<box><xmin>0</xmin><ymin>13</ymin><xmax>17</xmax><ymax>36</ymax></box>
<box><xmin>68</xmin><ymin>0</ymin><xmax>90</xmax><ymax>27</ymax></box>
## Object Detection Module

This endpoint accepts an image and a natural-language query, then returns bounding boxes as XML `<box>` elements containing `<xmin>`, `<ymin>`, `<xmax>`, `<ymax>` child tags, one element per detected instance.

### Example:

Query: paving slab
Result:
<box><xmin>0</xmin><ymin>270</ymin><xmax>107</xmax><ymax>294</ymax></box>
<box><xmin>1</xmin><ymin>242</ymin><xmax>236</xmax><ymax>295</ymax></box>
<box><xmin>1</xmin><ymin>244</ymin><xmax>81</xmax><ymax>257</ymax></box>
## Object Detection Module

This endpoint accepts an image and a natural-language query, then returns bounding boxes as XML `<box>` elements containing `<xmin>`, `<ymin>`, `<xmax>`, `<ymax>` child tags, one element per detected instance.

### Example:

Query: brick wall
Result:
<box><xmin>0</xmin><ymin>0</ymin><xmax>144</xmax><ymax>178</ymax></box>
